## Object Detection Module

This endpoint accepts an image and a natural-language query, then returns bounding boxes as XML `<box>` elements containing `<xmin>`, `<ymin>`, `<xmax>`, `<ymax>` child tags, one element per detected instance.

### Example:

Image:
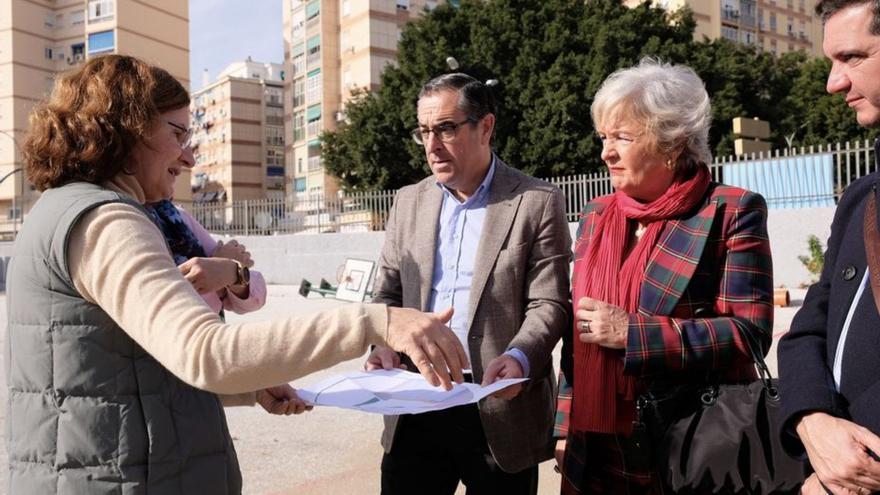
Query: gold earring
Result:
<box><xmin>665</xmin><ymin>159</ymin><xmax>674</xmax><ymax>170</ymax></box>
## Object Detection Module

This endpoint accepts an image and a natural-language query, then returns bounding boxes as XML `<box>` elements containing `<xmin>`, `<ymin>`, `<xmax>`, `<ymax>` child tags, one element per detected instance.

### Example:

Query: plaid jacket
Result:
<box><xmin>554</xmin><ymin>183</ymin><xmax>774</xmax><ymax>438</ymax></box>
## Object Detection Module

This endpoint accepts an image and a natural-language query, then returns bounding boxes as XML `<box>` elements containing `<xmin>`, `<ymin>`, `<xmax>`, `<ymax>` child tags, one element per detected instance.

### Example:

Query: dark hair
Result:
<box><xmin>419</xmin><ymin>72</ymin><xmax>496</xmax><ymax>121</ymax></box>
<box><xmin>815</xmin><ymin>0</ymin><xmax>880</xmax><ymax>34</ymax></box>
<box><xmin>23</xmin><ymin>54</ymin><xmax>190</xmax><ymax>191</ymax></box>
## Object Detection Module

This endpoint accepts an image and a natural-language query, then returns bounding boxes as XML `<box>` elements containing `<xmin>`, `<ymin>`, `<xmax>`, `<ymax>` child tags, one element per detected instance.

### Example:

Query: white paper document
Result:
<box><xmin>297</xmin><ymin>369</ymin><xmax>529</xmax><ymax>415</ymax></box>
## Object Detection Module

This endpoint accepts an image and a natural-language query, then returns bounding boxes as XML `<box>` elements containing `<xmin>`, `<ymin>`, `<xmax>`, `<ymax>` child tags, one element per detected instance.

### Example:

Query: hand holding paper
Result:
<box><xmin>297</xmin><ymin>369</ymin><xmax>528</xmax><ymax>415</ymax></box>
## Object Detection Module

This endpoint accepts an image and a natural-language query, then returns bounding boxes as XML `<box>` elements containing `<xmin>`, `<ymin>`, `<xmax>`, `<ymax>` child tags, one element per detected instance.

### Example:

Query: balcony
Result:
<box><xmin>308</xmin><ymin>156</ymin><xmax>322</xmax><ymax>171</ymax></box>
<box><xmin>294</xmin><ymin>128</ymin><xmax>305</xmax><ymax>142</ymax></box>
<box><xmin>306</xmin><ymin>119</ymin><xmax>322</xmax><ymax>136</ymax></box>
<box><xmin>721</xmin><ymin>8</ymin><xmax>740</xmax><ymax>21</ymax></box>
<box><xmin>307</xmin><ymin>51</ymin><xmax>321</xmax><ymax>67</ymax></box>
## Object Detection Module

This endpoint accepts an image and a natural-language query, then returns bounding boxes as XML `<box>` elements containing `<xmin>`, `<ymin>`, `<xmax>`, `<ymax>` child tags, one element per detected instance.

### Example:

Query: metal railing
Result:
<box><xmin>184</xmin><ymin>189</ymin><xmax>397</xmax><ymax>236</ymax></box>
<box><xmin>1</xmin><ymin>141</ymin><xmax>875</xmax><ymax>239</ymax></box>
<box><xmin>183</xmin><ymin>140</ymin><xmax>875</xmax><ymax>234</ymax></box>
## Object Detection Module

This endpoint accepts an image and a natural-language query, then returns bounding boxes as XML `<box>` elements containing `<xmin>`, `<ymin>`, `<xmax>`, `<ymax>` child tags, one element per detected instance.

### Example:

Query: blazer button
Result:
<box><xmin>842</xmin><ymin>265</ymin><xmax>857</xmax><ymax>281</ymax></box>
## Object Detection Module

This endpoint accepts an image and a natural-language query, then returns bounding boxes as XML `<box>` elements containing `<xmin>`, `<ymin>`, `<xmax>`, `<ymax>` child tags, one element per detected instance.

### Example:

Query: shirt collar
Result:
<box><xmin>435</xmin><ymin>154</ymin><xmax>497</xmax><ymax>206</ymax></box>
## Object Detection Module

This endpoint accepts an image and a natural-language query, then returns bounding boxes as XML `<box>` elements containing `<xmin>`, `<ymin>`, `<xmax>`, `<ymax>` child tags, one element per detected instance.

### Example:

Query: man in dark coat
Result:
<box><xmin>778</xmin><ymin>1</ymin><xmax>880</xmax><ymax>493</ymax></box>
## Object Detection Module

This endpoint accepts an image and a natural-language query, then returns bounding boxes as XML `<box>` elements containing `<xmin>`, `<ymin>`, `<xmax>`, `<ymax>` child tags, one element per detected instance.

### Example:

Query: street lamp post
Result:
<box><xmin>0</xmin><ymin>168</ymin><xmax>23</xmax><ymax>236</ymax></box>
<box><xmin>0</xmin><ymin>130</ymin><xmax>24</xmax><ymax>236</ymax></box>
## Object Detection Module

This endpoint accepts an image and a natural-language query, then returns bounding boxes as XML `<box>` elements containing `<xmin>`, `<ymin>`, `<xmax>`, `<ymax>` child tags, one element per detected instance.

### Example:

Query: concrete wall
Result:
<box><xmin>767</xmin><ymin>206</ymin><xmax>835</xmax><ymax>289</ymax></box>
<box><xmin>0</xmin><ymin>206</ymin><xmax>837</xmax><ymax>291</ymax></box>
<box><xmin>219</xmin><ymin>206</ymin><xmax>836</xmax><ymax>289</ymax></box>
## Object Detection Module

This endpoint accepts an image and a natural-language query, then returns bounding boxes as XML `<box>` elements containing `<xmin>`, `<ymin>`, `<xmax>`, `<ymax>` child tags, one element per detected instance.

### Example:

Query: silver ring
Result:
<box><xmin>579</xmin><ymin>321</ymin><xmax>591</xmax><ymax>333</ymax></box>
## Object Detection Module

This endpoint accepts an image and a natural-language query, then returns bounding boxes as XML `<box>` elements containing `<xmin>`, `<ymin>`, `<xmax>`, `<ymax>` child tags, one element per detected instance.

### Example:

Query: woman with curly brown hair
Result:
<box><xmin>6</xmin><ymin>55</ymin><xmax>467</xmax><ymax>494</ymax></box>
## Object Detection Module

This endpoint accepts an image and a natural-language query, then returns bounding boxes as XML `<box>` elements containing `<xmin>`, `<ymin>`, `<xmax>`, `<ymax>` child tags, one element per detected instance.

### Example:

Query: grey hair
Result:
<box><xmin>591</xmin><ymin>58</ymin><xmax>713</xmax><ymax>174</ymax></box>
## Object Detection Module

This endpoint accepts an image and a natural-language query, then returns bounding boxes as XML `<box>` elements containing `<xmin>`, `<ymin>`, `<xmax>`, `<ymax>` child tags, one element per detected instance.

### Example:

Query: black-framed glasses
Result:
<box><xmin>166</xmin><ymin>121</ymin><xmax>193</xmax><ymax>150</ymax></box>
<box><xmin>411</xmin><ymin>117</ymin><xmax>478</xmax><ymax>145</ymax></box>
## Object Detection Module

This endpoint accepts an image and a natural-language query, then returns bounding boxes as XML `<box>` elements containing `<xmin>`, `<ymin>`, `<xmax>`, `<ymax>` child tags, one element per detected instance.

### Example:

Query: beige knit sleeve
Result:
<box><xmin>67</xmin><ymin>202</ymin><xmax>388</xmax><ymax>395</ymax></box>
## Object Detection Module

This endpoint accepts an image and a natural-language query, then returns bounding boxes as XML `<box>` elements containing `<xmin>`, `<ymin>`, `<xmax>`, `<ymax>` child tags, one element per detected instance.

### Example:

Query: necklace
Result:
<box><xmin>634</xmin><ymin>223</ymin><xmax>648</xmax><ymax>239</ymax></box>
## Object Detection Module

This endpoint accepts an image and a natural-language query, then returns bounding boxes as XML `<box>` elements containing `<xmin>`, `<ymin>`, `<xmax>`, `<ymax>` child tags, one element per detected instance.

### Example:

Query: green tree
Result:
<box><xmin>780</xmin><ymin>57</ymin><xmax>879</xmax><ymax>148</ymax></box>
<box><xmin>322</xmin><ymin>0</ymin><xmax>875</xmax><ymax>192</ymax></box>
<box><xmin>323</xmin><ymin>0</ymin><xmax>696</xmax><ymax>191</ymax></box>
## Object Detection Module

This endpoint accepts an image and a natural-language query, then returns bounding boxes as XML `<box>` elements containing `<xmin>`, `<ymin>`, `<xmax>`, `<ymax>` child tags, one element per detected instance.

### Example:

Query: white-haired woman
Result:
<box><xmin>553</xmin><ymin>59</ymin><xmax>774</xmax><ymax>493</ymax></box>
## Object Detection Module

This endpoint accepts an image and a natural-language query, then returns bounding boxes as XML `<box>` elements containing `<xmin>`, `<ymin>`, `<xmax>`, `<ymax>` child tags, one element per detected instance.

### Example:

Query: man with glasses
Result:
<box><xmin>364</xmin><ymin>72</ymin><xmax>571</xmax><ymax>494</ymax></box>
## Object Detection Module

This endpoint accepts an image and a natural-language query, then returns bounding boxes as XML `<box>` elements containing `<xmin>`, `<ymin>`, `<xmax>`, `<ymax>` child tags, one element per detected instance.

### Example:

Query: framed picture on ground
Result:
<box><xmin>335</xmin><ymin>258</ymin><xmax>376</xmax><ymax>302</ymax></box>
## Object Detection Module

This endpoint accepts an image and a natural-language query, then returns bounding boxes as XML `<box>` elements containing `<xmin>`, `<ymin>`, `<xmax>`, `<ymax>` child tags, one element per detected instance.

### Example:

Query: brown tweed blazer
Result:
<box><xmin>373</xmin><ymin>158</ymin><xmax>572</xmax><ymax>473</ymax></box>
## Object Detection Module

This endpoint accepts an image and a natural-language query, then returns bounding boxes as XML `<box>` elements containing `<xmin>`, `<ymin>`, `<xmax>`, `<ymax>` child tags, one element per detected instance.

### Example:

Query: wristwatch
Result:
<box><xmin>233</xmin><ymin>261</ymin><xmax>250</xmax><ymax>287</ymax></box>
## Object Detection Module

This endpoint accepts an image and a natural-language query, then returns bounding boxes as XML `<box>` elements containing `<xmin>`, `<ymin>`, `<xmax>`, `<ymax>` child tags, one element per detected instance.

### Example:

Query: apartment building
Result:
<box><xmin>634</xmin><ymin>0</ymin><xmax>822</xmax><ymax>56</ymax></box>
<box><xmin>282</xmin><ymin>0</ymin><xmax>457</xmax><ymax>203</ymax></box>
<box><xmin>0</xmin><ymin>0</ymin><xmax>189</xmax><ymax>232</ymax></box>
<box><xmin>190</xmin><ymin>59</ymin><xmax>286</xmax><ymax>206</ymax></box>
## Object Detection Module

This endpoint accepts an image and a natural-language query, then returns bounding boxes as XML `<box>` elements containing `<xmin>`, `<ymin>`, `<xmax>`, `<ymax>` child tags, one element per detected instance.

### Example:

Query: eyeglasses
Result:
<box><xmin>411</xmin><ymin>117</ymin><xmax>478</xmax><ymax>145</ymax></box>
<box><xmin>167</xmin><ymin>121</ymin><xmax>193</xmax><ymax>150</ymax></box>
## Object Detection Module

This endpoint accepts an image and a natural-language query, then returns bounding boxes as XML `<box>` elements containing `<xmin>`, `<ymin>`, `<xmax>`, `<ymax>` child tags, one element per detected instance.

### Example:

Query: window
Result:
<box><xmin>293</xmin><ymin>110</ymin><xmax>305</xmax><ymax>142</ymax></box>
<box><xmin>70</xmin><ymin>9</ymin><xmax>85</xmax><ymax>25</ymax></box>
<box><xmin>305</xmin><ymin>0</ymin><xmax>319</xmax><ymax>20</ymax></box>
<box><xmin>266</xmin><ymin>149</ymin><xmax>284</xmax><ymax>167</ymax></box>
<box><xmin>70</xmin><ymin>42</ymin><xmax>85</xmax><ymax>63</ymax></box>
<box><xmin>88</xmin><ymin>0</ymin><xmax>115</xmax><ymax>22</ymax></box>
<box><xmin>291</xmin><ymin>10</ymin><xmax>305</xmax><ymax>40</ymax></box>
<box><xmin>291</xmin><ymin>47</ymin><xmax>305</xmax><ymax>77</ymax></box>
<box><xmin>306</xmin><ymin>35</ymin><xmax>320</xmax><ymax>66</ymax></box>
<box><xmin>769</xmin><ymin>12</ymin><xmax>776</xmax><ymax>31</ymax></box>
<box><xmin>293</xmin><ymin>79</ymin><xmax>305</xmax><ymax>107</ymax></box>
<box><xmin>721</xmin><ymin>26</ymin><xmax>739</xmax><ymax>42</ymax></box>
<box><xmin>265</xmin><ymin>87</ymin><xmax>283</xmax><ymax>107</ymax></box>
<box><xmin>294</xmin><ymin>177</ymin><xmax>306</xmax><ymax>192</ymax></box>
<box><xmin>306</xmin><ymin>104</ymin><xmax>321</xmax><ymax>136</ymax></box>
<box><xmin>266</xmin><ymin>106</ymin><xmax>284</xmax><ymax>126</ymax></box>
<box><xmin>87</xmin><ymin>30</ymin><xmax>115</xmax><ymax>55</ymax></box>
<box><xmin>44</xmin><ymin>12</ymin><xmax>55</xmax><ymax>28</ymax></box>
<box><xmin>306</xmin><ymin>68</ymin><xmax>321</xmax><ymax>102</ymax></box>
<box><xmin>397</xmin><ymin>0</ymin><xmax>409</xmax><ymax>10</ymax></box>
<box><xmin>45</xmin><ymin>47</ymin><xmax>53</xmax><ymax>60</ymax></box>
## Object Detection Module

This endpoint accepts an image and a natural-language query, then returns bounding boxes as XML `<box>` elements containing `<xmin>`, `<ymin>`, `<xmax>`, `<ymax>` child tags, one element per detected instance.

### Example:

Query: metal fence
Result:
<box><xmin>1</xmin><ymin>140</ymin><xmax>875</xmax><ymax>239</ymax></box>
<box><xmin>185</xmin><ymin>140</ymin><xmax>875</xmax><ymax>235</ymax></box>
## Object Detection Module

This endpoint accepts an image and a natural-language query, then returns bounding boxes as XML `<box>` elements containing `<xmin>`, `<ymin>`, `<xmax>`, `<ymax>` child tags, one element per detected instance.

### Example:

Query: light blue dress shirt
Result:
<box><xmin>427</xmin><ymin>156</ymin><xmax>530</xmax><ymax>376</ymax></box>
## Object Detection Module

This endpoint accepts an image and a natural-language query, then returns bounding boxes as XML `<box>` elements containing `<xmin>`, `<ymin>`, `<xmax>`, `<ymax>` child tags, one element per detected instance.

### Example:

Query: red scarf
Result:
<box><xmin>570</xmin><ymin>164</ymin><xmax>711</xmax><ymax>434</ymax></box>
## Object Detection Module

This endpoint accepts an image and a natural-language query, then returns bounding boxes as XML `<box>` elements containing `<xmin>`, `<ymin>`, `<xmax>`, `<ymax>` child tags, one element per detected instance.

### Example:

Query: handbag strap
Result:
<box><xmin>732</xmin><ymin>318</ymin><xmax>777</xmax><ymax>395</ymax></box>
<box><xmin>863</xmin><ymin>190</ymin><xmax>880</xmax><ymax>315</ymax></box>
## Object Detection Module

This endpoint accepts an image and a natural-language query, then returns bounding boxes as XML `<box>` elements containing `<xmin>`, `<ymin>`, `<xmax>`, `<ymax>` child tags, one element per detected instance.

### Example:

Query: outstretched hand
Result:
<box><xmin>385</xmin><ymin>307</ymin><xmax>468</xmax><ymax>390</ymax></box>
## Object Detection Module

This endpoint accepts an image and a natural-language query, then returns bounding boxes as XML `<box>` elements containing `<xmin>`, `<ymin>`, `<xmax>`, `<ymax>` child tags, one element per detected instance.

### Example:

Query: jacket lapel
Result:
<box><xmin>638</xmin><ymin>197</ymin><xmax>718</xmax><ymax>316</ymax></box>
<box><xmin>467</xmin><ymin>160</ymin><xmax>521</xmax><ymax>331</ymax></box>
<box><xmin>415</xmin><ymin>181</ymin><xmax>443</xmax><ymax>311</ymax></box>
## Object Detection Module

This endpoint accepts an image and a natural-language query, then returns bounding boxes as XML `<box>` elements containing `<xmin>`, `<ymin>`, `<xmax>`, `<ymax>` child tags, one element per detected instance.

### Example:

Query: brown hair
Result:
<box><xmin>23</xmin><ymin>54</ymin><xmax>189</xmax><ymax>191</ymax></box>
<box><xmin>815</xmin><ymin>0</ymin><xmax>880</xmax><ymax>34</ymax></box>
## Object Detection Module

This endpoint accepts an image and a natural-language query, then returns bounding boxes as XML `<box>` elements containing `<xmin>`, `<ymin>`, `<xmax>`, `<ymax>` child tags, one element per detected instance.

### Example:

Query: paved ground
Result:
<box><xmin>0</xmin><ymin>286</ymin><xmax>804</xmax><ymax>495</ymax></box>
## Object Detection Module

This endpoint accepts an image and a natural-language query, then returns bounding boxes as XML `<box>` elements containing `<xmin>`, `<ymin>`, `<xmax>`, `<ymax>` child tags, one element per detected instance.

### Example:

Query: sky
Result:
<box><xmin>189</xmin><ymin>0</ymin><xmax>284</xmax><ymax>91</ymax></box>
